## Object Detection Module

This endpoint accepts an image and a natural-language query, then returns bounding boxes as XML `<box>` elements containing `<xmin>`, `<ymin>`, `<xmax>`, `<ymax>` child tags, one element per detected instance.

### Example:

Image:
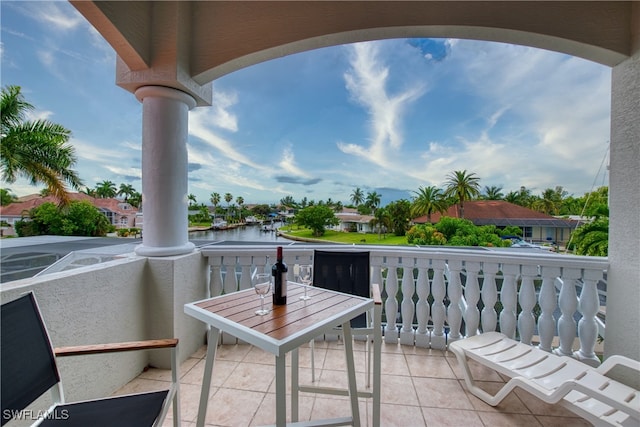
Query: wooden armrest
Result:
<box><xmin>371</xmin><ymin>283</ymin><xmax>382</xmax><ymax>305</ymax></box>
<box><xmin>54</xmin><ymin>338</ymin><xmax>178</xmax><ymax>357</ymax></box>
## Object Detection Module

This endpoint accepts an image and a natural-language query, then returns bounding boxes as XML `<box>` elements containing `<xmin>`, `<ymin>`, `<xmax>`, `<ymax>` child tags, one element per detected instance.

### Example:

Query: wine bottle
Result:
<box><xmin>272</xmin><ymin>246</ymin><xmax>288</xmax><ymax>305</ymax></box>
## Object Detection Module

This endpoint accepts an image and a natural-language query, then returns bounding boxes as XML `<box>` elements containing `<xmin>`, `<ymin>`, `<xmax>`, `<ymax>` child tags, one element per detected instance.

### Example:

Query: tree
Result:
<box><xmin>118</xmin><ymin>183</ymin><xmax>136</xmax><ymax>202</ymax></box>
<box><xmin>1</xmin><ymin>188</ymin><xmax>17</xmax><ymax>206</ymax></box>
<box><xmin>533</xmin><ymin>186</ymin><xmax>568</xmax><ymax>215</ymax></box>
<box><xmin>280</xmin><ymin>195</ymin><xmax>297</xmax><ymax>209</ymax></box>
<box><xmin>365</xmin><ymin>191</ymin><xmax>381</xmax><ymax>211</ymax></box>
<box><xmin>410</xmin><ymin>186</ymin><xmax>447</xmax><ymax>223</ymax></box>
<box><xmin>128</xmin><ymin>190</ymin><xmax>142</xmax><ymax>208</ymax></box>
<box><xmin>482</xmin><ymin>185</ymin><xmax>504</xmax><ymax>200</ymax></box>
<box><xmin>236</xmin><ymin>196</ymin><xmax>244</xmax><ymax>222</ymax></box>
<box><xmin>224</xmin><ymin>192</ymin><xmax>233</xmax><ymax>220</ymax></box>
<box><xmin>385</xmin><ymin>199</ymin><xmax>412</xmax><ymax>236</ymax></box>
<box><xmin>210</xmin><ymin>192</ymin><xmax>220</xmax><ymax>220</ymax></box>
<box><xmin>188</xmin><ymin>193</ymin><xmax>197</xmax><ymax>207</ymax></box>
<box><xmin>444</xmin><ymin>170</ymin><xmax>481</xmax><ymax>219</ymax></box>
<box><xmin>95</xmin><ymin>180</ymin><xmax>117</xmax><ymax>198</ymax></box>
<box><xmin>295</xmin><ymin>205</ymin><xmax>339</xmax><ymax>237</ymax></box>
<box><xmin>370</xmin><ymin>207</ymin><xmax>392</xmax><ymax>238</ymax></box>
<box><xmin>1</xmin><ymin>85</ymin><xmax>83</xmax><ymax>204</ymax></box>
<box><xmin>350</xmin><ymin>187</ymin><xmax>364</xmax><ymax>206</ymax></box>
<box><xmin>15</xmin><ymin>200</ymin><xmax>110</xmax><ymax>237</ymax></box>
<box><xmin>571</xmin><ymin>217</ymin><xmax>608</xmax><ymax>256</ymax></box>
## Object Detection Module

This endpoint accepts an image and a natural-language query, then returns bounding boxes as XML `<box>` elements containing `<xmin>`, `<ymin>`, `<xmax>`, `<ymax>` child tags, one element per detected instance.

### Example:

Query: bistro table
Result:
<box><xmin>184</xmin><ymin>282</ymin><xmax>381</xmax><ymax>427</ymax></box>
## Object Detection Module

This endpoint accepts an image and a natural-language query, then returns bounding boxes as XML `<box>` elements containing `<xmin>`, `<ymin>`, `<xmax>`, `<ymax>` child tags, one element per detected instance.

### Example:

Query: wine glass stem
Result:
<box><xmin>260</xmin><ymin>295</ymin><xmax>264</xmax><ymax>312</ymax></box>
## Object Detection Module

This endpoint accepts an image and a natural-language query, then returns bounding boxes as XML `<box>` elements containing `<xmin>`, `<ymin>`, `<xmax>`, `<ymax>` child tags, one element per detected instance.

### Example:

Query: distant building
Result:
<box><xmin>332</xmin><ymin>208</ymin><xmax>375</xmax><ymax>233</ymax></box>
<box><xmin>0</xmin><ymin>193</ymin><xmax>139</xmax><ymax>236</ymax></box>
<box><xmin>412</xmin><ymin>200</ymin><xmax>578</xmax><ymax>245</ymax></box>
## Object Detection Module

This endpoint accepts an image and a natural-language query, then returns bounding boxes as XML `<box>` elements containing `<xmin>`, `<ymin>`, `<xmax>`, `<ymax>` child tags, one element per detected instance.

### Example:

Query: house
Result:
<box><xmin>333</xmin><ymin>208</ymin><xmax>375</xmax><ymax>233</ymax></box>
<box><xmin>412</xmin><ymin>200</ymin><xmax>578</xmax><ymax>246</ymax></box>
<box><xmin>0</xmin><ymin>193</ymin><xmax>139</xmax><ymax>236</ymax></box>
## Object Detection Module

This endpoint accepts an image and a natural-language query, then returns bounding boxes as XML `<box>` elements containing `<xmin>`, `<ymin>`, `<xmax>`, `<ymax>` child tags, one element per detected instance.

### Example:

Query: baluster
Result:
<box><xmin>463</xmin><ymin>261</ymin><xmax>481</xmax><ymax>337</ymax></box>
<box><xmin>538</xmin><ymin>266</ymin><xmax>561</xmax><ymax>352</ymax></box>
<box><xmin>431</xmin><ymin>260</ymin><xmax>446</xmax><ymax>349</ymax></box>
<box><xmin>447</xmin><ymin>260</ymin><xmax>463</xmax><ymax>342</ymax></box>
<box><xmin>499</xmin><ymin>264</ymin><xmax>519</xmax><ymax>339</ymax></box>
<box><xmin>371</xmin><ymin>255</ymin><xmax>384</xmax><ymax>341</ymax></box>
<box><xmin>481</xmin><ymin>262</ymin><xmax>499</xmax><ymax>333</ymax></box>
<box><xmin>415</xmin><ymin>257</ymin><xmax>430</xmax><ymax>348</ymax></box>
<box><xmin>576</xmin><ymin>269</ymin><xmax>602</xmax><ymax>366</ymax></box>
<box><xmin>400</xmin><ymin>258</ymin><xmax>416</xmax><ymax>345</ymax></box>
<box><xmin>384</xmin><ymin>258</ymin><xmax>399</xmax><ymax>344</ymax></box>
<box><xmin>518</xmin><ymin>265</ymin><xmax>538</xmax><ymax>345</ymax></box>
<box><xmin>555</xmin><ymin>268</ymin><xmax>580</xmax><ymax>357</ymax></box>
<box><xmin>209</xmin><ymin>257</ymin><xmax>223</xmax><ymax>297</ymax></box>
<box><xmin>238</xmin><ymin>256</ymin><xmax>252</xmax><ymax>291</ymax></box>
<box><xmin>222</xmin><ymin>256</ymin><xmax>238</xmax><ymax>294</ymax></box>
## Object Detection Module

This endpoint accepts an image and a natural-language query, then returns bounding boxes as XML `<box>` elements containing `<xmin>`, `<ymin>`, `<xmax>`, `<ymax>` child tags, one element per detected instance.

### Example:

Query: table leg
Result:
<box><xmin>342</xmin><ymin>322</ymin><xmax>361</xmax><ymax>427</ymax></box>
<box><xmin>196</xmin><ymin>327</ymin><xmax>220</xmax><ymax>427</ymax></box>
<box><xmin>275</xmin><ymin>353</ymin><xmax>287</xmax><ymax>426</ymax></box>
<box><xmin>291</xmin><ymin>348</ymin><xmax>299</xmax><ymax>422</ymax></box>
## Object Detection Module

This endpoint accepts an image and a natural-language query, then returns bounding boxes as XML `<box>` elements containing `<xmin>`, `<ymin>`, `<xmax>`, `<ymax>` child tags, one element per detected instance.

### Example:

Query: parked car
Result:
<box><xmin>501</xmin><ymin>236</ymin><xmax>555</xmax><ymax>251</ymax></box>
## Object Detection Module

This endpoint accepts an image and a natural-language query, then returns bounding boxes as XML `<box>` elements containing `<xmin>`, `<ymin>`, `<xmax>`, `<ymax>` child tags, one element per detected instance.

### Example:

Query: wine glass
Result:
<box><xmin>298</xmin><ymin>264</ymin><xmax>313</xmax><ymax>300</ymax></box>
<box><xmin>253</xmin><ymin>273</ymin><xmax>271</xmax><ymax>315</ymax></box>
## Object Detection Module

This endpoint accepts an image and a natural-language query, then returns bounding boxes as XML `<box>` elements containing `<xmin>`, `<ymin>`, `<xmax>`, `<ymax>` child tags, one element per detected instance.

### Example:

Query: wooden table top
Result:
<box><xmin>185</xmin><ymin>283</ymin><xmax>372</xmax><ymax>356</ymax></box>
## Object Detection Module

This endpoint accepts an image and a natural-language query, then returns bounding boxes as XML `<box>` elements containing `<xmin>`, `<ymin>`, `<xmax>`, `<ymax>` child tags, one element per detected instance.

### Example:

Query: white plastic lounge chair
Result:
<box><xmin>449</xmin><ymin>331</ymin><xmax>640</xmax><ymax>427</ymax></box>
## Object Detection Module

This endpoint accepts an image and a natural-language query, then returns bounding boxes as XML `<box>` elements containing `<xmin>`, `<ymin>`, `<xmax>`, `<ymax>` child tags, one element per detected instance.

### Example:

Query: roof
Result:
<box><xmin>413</xmin><ymin>201</ymin><xmax>577</xmax><ymax>228</ymax></box>
<box><xmin>0</xmin><ymin>193</ymin><xmax>138</xmax><ymax>217</ymax></box>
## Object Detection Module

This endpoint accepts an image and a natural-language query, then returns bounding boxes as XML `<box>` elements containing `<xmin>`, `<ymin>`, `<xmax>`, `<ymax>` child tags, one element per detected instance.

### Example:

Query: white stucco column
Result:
<box><xmin>606</xmin><ymin>49</ymin><xmax>640</xmax><ymax>363</ymax></box>
<box><xmin>134</xmin><ymin>86</ymin><xmax>196</xmax><ymax>257</ymax></box>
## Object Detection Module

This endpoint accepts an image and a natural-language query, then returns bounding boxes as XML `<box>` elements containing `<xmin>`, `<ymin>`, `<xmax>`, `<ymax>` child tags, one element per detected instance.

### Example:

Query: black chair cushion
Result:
<box><xmin>1</xmin><ymin>294</ymin><xmax>60</xmax><ymax>426</ymax></box>
<box><xmin>39</xmin><ymin>390</ymin><xmax>169</xmax><ymax>427</ymax></box>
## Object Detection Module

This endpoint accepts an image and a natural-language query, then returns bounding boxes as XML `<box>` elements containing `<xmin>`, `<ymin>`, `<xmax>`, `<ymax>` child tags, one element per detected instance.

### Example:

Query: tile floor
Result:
<box><xmin>114</xmin><ymin>340</ymin><xmax>592</xmax><ymax>427</ymax></box>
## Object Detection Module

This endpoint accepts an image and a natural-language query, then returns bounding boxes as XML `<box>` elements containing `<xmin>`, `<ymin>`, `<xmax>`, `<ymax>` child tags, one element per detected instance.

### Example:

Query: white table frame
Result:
<box><xmin>184</xmin><ymin>283</ymin><xmax>379</xmax><ymax>427</ymax></box>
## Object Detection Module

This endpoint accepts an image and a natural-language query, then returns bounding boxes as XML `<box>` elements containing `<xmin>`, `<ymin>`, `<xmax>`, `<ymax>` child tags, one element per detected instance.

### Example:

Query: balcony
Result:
<box><xmin>1</xmin><ymin>243</ymin><xmax>609</xmax><ymax>426</ymax></box>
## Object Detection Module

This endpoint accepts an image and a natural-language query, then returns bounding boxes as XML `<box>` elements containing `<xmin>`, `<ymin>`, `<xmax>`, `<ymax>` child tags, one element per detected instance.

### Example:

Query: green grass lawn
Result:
<box><xmin>280</xmin><ymin>227</ymin><xmax>411</xmax><ymax>246</ymax></box>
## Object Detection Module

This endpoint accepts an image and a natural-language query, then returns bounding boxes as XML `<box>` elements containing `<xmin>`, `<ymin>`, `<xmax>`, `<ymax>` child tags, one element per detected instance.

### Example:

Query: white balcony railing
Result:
<box><xmin>202</xmin><ymin>244</ymin><xmax>608</xmax><ymax>367</ymax></box>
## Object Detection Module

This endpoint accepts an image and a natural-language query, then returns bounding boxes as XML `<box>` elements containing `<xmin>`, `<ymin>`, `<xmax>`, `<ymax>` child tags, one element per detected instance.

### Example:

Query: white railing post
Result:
<box><xmin>500</xmin><ymin>264</ymin><xmax>519</xmax><ymax>339</ymax></box>
<box><xmin>414</xmin><ymin>257</ymin><xmax>431</xmax><ymax>348</ymax></box>
<box><xmin>431</xmin><ymin>259</ymin><xmax>447</xmax><ymax>349</ymax></box>
<box><xmin>538</xmin><ymin>266</ymin><xmax>561</xmax><ymax>352</ymax></box>
<box><xmin>518</xmin><ymin>264</ymin><xmax>538</xmax><ymax>345</ymax></box>
<box><xmin>555</xmin><ymin>268</ymin><xmax>581</xmax><ymax>357</ymax></box>
<box><xmin>400</xmin><ymin>257</ymin><xmax>416</xmax><ymax>345</ymax></box>
<box><xmin>463</xmin><ymin>261</ymin><xmax>481</xmax><ymax>338</ymax></box>
<box><xmin>576</xmin><ymin>269</ymin><xmax>602</xmax><ymax>366</ymax></box>
<box><xmin>238</xmin><ymin>256</ymin><xmax>252</xmax><ymax>291</ymax></box>
<box><xmin>209</xmin><ymin>257</ymin><xmax>223</xmax><ymax>298</ymax></box>
<box><xmin>384</xmin><ymin>257</ymin><xmax>399</xmax><ymax>344</ymax></box>
<box><xmin>481</xmin><ymin>262</ymin><xmax>499</xmax><ymax>333</ymax></box>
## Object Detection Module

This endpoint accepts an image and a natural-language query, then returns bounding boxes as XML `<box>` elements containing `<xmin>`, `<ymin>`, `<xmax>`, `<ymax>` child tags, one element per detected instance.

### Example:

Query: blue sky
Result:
<box><xmin>2</xmin><ymin>2</ymin><xmax>612</xmax><ymax>206</ymax></box>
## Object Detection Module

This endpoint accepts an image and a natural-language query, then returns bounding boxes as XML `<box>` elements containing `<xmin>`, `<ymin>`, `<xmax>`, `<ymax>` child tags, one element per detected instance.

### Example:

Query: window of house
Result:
<box><xmin>120</xmin><ymin>217</ymin><xmax>128</xmax><ymax>225</ymax></box>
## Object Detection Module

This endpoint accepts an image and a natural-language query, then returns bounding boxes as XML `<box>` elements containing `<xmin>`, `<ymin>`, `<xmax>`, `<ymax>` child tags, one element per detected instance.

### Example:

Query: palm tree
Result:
<box><xmin>411</xmin><ymin>186</ymin><xmax>447</xmax><ymax>223</ymax></box>
<box><xmin>128</xmin><ymin>191</ymin><xmax>142</xmax><ymax>208</ymax></box>
<box><xmin>1</xmin><ymin>85</ymin><xmax>83</xmax><ymax>204</ymax></box>
<box><xmin>224</xmin><ymin>192</ymin><xmax>233</xmax><ymax>221</ymax></box>
<box><xmin>370</xmin><ymin>207</ymin><xmax>392</xmax><ymax>238</ymax></box>
<box><xmin>188</xmin><ymin>193</ymin><xmax>197</xmax><ymax>207</ymax></box>
<box><xmin>0</xmin><ymin>188</ymin><xmax>17</xmax><ymax>206</ymax></box>
<box><xmin>95</xmin><ymin>180</ymin><xmax>117</xmax><ymax>198</ymax></box>
<box><xmin>350</xmin><ymin>187</ymin><xmax>364</xmax><ymax>206</ymax></box>
<box><xmin>236</xmin><ymin>196</ymin><xmax>244</xmax><ymax>222</ymax></box>
<box><xmin>117</xmin><ymin>183</ymin><xmax>135</xmax><ymax>202</ymax></box>
<box><xmin>210</xmin><ymin>192</ymin><xmax>220</xmax><ymax>221</ymax></box>
<box><xmin>365</xmin><ymin>191</ymin><xmax>381</xmax><ymax>211</ymax></box>
<box><xmin>571</xmin><ymin>217</ymin><xmax>609</xmax><ymax>256</ymax></box>
<box><xmin>482</xmin><ymin>185</ymin><xmax>504</xmax><ymax>200</ymax></box>
<box><xmin>81</xmin><ymin>186</ymin><xmax>97</xmax><ymax>197</ymax></box>
<box><xmin>444</xmin><ymin>170</ymin><xmax>481</xmax><ymax>219</ymax></box>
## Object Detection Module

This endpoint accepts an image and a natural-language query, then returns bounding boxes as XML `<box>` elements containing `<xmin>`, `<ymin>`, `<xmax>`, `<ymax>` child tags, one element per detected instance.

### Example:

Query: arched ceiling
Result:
<box><xmin>71</xmin><ymin>1</ymin><xmax>637</xmax><ymax>106</ymax></box>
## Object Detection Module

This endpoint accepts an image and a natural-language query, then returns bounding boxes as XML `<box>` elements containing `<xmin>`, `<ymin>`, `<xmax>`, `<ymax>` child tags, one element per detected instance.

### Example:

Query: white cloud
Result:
<box><xmin>279</xmin><ymin>145</ymin><xmax>310</xmax><ymax>178</ymax></box>
<box><xmin>210</xmin><ymin>87</ymin><xmax>239</xmax><ymax>132</ymax></box>
<box><xmin>27</xmin><ymin>2</ymin><xmax>84</xmax><ymax>31</ymax></box>
<box><xmin>339</xmin><ymin>42</ymin><xmax>426</xmax><ymax>167</ymax></box>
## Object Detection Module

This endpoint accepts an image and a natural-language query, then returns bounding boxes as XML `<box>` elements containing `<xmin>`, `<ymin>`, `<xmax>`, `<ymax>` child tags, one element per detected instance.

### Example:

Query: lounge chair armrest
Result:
<box><xmin>596</xmin><ymin>354</ymin><xmax>640</xmax><ymax>376</ymax></box>
<box><xmin>371</xmin><ymin>283</ymin><xmax>382</xmax><ymax>305</ymax></box>
<box><xmin>54</xmin><ymin>338</ymin><xmax>178</xmax><ymax>357</ymax></box>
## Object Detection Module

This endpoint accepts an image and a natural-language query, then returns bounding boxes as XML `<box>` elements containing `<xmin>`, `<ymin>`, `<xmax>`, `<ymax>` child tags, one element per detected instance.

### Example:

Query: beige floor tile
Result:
<box><xmin>204</xmin><ymin>387</ymin><xmax>265</xmax><ymax>426</ymax></box>
<box><xmin>222</xmin><ymin>361</ymin><xmax>276</xmax><ymax>392</ymax></box>
<box><xmin>215</xmin><ymin>343</ymin><xmax>252</xmax><ymax>361</ymax></box>
<box><xmin>112</xmin><ymin>377</ymin><xmax>170</xmax><ymax>396</ymax></box>
<box><xmin>180</xmin><ymin>358</ymin><xmax>239</xmax><ymax>388</ymax></box>
<box><xmin>535</xmin><ymin>415</ymin><xmax>593</xmax><ymax>427</ymax></box>
<box><xmin>380</xmin><ymin>374</ymin><xmax>419</xmax><ymax>406</ymax></box>
<box><xmin>421</xmin><ymin>407</ymin><xmax>484</xmax><ymax>427</ymax></box>
<box><xmin>462</xmin><ymin>380</ymin><xmax>531</xmax><ymax>414</ymax></box>
<box><xmin>322</xmin><ymin>347</ymin><xmax>368</xmax><ymax>372</ymax></box>
<box><xmin>513</xmin><ymin>389</ymin><xmax>583</xmax><ymax>417</ymax></box>
<box><xmin>379</xmin><ymin>403</ymin><xmax>426</xmax><ymax>426</ymax></box>
<box><xmin>380</xmin><ymin>352</ymin><xmax>411</xmax><ymax>376</ymax></box>
<box><xmin>412</xmin><ymin>377</ymin><xmax>475</xmax><ymax>410</ymax></box>
<box><xmin>406</xmin><ymin>354</ymin><xmax>456</xmax><ymax>378</ymax></box>
<box><xmin>310</xmin><ymin>396</ymin><xmax>368</xmax><ymax>424</ymax></box>
<box><xmin>252</xmin><ymin>392</ymin><xmax>315</xmax><ymax>425</ymax></box>
<box><xmin>477</xmin><ymin>411</ymin><xmax>544</xmax><ymax>427</ymax></box>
